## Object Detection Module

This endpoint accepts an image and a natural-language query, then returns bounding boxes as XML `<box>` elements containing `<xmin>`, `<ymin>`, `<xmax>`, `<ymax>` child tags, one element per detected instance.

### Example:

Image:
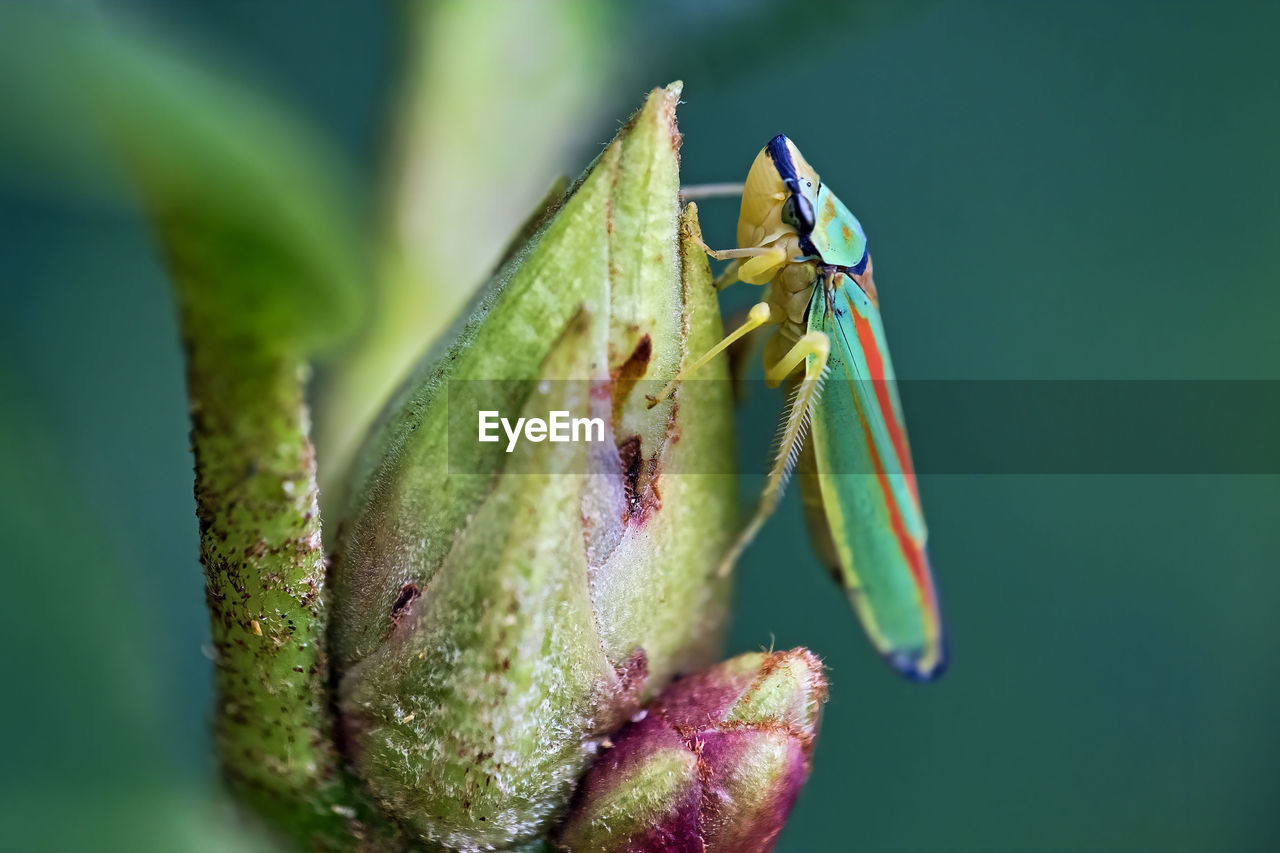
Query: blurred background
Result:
<box><xmin>2</xmin><ymin>1</ymin><xmax>1278</xmax><ymax>851</ymax></box>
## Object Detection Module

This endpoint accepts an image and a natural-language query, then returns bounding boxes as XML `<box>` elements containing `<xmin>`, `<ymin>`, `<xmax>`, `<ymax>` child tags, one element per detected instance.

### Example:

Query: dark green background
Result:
<box><xmin>2</xmin><ymin>2</ymin><xmax>1277</xmax><ymax>851</ymax></box>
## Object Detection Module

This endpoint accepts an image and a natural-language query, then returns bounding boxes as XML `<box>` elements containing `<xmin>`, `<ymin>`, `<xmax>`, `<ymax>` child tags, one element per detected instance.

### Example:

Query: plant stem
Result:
<box><xmin>174</xmin><ymin>265</ymin><xmax>352</xmax><ymax>846</ymax></box>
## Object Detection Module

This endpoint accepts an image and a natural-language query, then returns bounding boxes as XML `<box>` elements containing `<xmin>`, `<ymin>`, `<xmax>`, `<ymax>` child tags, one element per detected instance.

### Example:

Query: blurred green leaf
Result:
<box><xmin>0</xmin><ymin>1</ymin><xmax>369</xmax><ymax>352</ymax></box>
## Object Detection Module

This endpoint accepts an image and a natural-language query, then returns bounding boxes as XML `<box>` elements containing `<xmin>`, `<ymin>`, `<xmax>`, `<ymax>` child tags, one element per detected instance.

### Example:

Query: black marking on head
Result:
<box><xmin>766</xmin><ymin>135</ymin><xmax>808</xmax><ymax>211</ymax></box>
<box><xmin>766</xmin><ymin>134</ymin><xmax>799</xmax><ymax>187</ymax></box>
<box><xmin>767</xmin><ymin>135</ymin><xmax>819</xmax><ymax>260</ymax></box>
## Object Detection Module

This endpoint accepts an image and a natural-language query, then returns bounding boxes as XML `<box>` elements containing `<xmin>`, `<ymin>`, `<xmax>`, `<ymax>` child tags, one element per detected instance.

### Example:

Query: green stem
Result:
<box><xmin>157</xmin><ymin>218</ymin><xmax>397</xmax><ymax>850</ymax></box>
<box><xmin>175</xmin><ymin>264</ymin><xmax>349</xmax><ymax>846</ymax></box>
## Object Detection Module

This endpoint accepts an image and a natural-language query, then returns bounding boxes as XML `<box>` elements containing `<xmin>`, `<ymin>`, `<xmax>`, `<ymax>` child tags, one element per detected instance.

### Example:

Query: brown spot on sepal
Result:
<box><xmin>610</xmin><ymin>333</ymin><xmax>652</xmax><ymax>424</ymax></box>
<box><xmin>617</xmin><ymin>436</ymin><xmax>643</xmax><ymax>509</ymax></box>
<box><xmin>616</xmin><ymin>435</ymin><xmax>662</xmax><ymax>524</ymax></box>
<box><xmin>389</xmin><ymin>582</ymin><xmax>420</xmax><ymax>626</ymax></box>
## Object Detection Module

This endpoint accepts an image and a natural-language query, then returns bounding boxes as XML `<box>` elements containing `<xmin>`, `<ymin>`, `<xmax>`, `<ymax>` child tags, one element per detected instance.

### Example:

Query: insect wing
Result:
<box><xmin>808</xmin><ymin>184</ymin><xmax>868</xmax><ymax>271</ymax></box>
<box><xmin>804</xmin><ymin>270</ymin><xmax>945</xmax><ymax>680</ymax></box>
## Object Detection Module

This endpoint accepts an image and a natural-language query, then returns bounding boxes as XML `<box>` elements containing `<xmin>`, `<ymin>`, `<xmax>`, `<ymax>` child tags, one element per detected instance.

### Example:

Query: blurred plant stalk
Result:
<box><xmin>315</xmin><ymin>0</ymin><xmax>618</xmax><ymax>501</ymax></box>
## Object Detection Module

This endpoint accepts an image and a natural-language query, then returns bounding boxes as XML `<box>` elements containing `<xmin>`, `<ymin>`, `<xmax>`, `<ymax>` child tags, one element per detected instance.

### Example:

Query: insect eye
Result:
<box><xmin>781</xmin><ymin>193</ymin><xmax>815</xmax><ymax>233</ymax></box>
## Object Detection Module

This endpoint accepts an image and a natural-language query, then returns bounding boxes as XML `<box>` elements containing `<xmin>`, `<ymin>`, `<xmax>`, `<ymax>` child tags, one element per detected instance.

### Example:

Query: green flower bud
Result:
<box><xmin>557</xmin><ymin>649</ymin><xmax>827</xmax><ymax>853</ymax></box>
<box><xmin>329</xmin><ymin>83</ymin><xmax>737</xmax><ymax>850</ymax></box>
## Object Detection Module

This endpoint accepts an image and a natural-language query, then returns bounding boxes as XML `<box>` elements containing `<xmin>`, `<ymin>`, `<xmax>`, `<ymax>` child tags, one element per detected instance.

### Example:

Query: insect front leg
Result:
<box><xmin>718</xmin><ymin>331</ymin><xmax>831</xmax><ymax>577</ymax></box>
<box><xmin>689</xmin><ymin>231</ymin><xmax>792</xmax><ymax>286</ymax></box>
<box><xmin>646</xmin><ymin>301</ymin><xmax>776</xmax><ymax>408</ymax></box>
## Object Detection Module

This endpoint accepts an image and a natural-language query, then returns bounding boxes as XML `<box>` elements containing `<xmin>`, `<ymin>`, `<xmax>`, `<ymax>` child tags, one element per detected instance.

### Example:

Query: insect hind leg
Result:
<box><xmin>718</xmin><ymin>331</ymin><xmax>830</xmax><ymax>577</ymax></box>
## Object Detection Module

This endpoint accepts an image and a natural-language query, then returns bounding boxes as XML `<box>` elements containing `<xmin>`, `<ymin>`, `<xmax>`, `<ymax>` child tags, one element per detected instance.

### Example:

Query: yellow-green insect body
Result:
<box><xmin>658</xmin><ymin>135</ymin><xmax>945</xmax><ymax>681</ymax></box>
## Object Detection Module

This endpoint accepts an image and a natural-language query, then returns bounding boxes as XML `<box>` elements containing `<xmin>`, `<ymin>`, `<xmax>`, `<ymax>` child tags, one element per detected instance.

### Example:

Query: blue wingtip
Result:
<box><xmin>886</xmin><ymin>641</ymin><xmax>949</xmax><ymax>683</ymax></box>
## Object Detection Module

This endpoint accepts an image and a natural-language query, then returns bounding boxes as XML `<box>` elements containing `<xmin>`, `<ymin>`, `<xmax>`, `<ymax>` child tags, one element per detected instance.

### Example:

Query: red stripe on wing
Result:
<box><xmin>840</xmin><ymin>283</ymin><xmax>937</xmax><ymax>620</ymax></box>
<box><xmin>847</xmin><ymin>272</ymin><xmax>921</xmax><ymax>508</ymax></box>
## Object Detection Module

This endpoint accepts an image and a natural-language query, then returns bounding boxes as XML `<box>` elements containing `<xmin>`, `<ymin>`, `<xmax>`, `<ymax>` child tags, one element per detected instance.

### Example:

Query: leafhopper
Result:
<box><xmin>656</xmin><ymin>135</ymin><xmax>945</xmax><ymax>680</ymax></box>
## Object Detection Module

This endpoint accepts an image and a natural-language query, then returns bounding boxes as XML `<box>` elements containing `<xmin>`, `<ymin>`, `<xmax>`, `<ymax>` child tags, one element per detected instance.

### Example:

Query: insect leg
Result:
<box><xmin>712</xmin><ymin>259</ymin><xmax>743</xmax><ymax>290</ymax></box>
<box><xmin>717</xmin><ymin>331</ymin><xmax>830</xmax><ymax>577</ymax></box>
<box><xmin>690</xmin><ymin>232</ymin><xmax>791</xmax><ymax>285</ymax></box>
<box><xmin>724</xmin><ymin>304</ymin><xmax>771</xmax><ymax>401</ymax></box>
<box><xmin>699</xmin><ymin>242</ymin><xmax>789</xmax><ymax>265</ymax></box>
<box><xmin>646</xmin><ymin>302</ymin><xmax>774</xmax><ymax>408</ymax></box>
<box><xmin>764</xmin><ymin>330</ymin><xmax>827</xmax><ymax>388</ymax></box>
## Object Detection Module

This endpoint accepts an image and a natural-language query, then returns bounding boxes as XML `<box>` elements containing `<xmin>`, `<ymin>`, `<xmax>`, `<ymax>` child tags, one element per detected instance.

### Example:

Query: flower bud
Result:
<box><xmin>558</xmin><ymin>648</ymin><xmax>827</xmax><ymax>853</ymax></box>
<box><xmin>328</xmin><ymin>83</ymin><xmax>738</xmax><ymax>850</ymax></box>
